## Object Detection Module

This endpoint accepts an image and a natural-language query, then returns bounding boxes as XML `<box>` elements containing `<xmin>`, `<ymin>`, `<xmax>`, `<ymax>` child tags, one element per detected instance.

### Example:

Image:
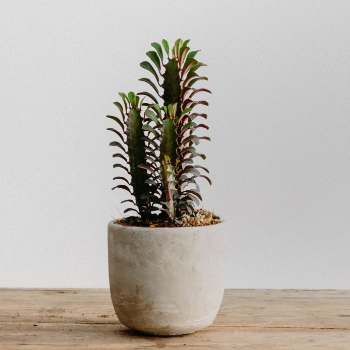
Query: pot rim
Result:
<box><xmin>108</xmin><ymin>219</ymin><xmax>225</xmax><ymax>231</ymax></box>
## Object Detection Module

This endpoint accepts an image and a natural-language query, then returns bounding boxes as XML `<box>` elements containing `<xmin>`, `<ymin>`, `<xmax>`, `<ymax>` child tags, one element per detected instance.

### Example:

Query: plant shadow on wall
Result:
<box><xmin>106</xmin><ymin>38</ymin><xmax>220</xmax><ymax>227</ymax></box>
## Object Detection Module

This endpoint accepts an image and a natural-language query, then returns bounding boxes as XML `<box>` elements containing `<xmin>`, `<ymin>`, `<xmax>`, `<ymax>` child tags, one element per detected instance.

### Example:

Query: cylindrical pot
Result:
<box><xmin>108</xmin><ymin>220</ymin><xmax>227</xmax><ymax>336</ymax></box>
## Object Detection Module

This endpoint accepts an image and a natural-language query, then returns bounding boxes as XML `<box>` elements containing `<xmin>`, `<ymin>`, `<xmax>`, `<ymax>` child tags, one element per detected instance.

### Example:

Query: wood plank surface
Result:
<box><xmin>0</xmin><ymin>289</ymin><xmax>349</xmax><ymax>349</ymax></box>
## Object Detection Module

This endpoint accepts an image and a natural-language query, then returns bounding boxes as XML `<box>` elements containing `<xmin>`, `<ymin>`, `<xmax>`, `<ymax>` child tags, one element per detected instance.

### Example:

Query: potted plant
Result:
<box><xmin>106</xmin><ymin>38</ymin><xmax>227</xmax><ymax>336</ymax></box>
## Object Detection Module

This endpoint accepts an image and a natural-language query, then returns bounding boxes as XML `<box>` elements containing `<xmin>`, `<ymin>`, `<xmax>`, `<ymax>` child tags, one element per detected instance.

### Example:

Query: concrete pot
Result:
<box><xmin>108</xmin><ymin>220</ymin><xmax>227</xmax><ymax>336</ymax></box>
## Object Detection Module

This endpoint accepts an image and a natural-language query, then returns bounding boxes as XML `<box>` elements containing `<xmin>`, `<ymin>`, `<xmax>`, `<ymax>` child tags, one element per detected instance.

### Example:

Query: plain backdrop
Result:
<box><xmin>1</xmin><ymin>0</ymin><xmax>350</xmax><ymax>289</ymax></box>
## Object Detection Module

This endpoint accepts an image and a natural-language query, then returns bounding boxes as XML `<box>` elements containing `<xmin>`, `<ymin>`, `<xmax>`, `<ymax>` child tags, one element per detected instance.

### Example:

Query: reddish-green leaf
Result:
<box><xmin>121</xmin><ymin>199</ymin><xmax>136</xmax><ymax>205</ymax></box>
<box><xmin>189</xmin><ymin>88</ymin><xmax>212</xmax><ymax>99</ymax></box>
<box><xmin>151</xmin><ymin>42</ymin><xmax>163</xmax><ymax>62</ymax></box>
<box><xmin>142</xmin><ymin>136</ymin><xmax>158</xmax><ymax>148</ymax></box>
<box><xmin>191</xmin><ymin>113</ymin><xmax>207</xmax><ymax>119</ymax></box>
<box><xmin>182</xmin><ymin>189</ymin><xmax>202</xmax><ymax>201</ymax></box>
<box><xmin>187</xmin><ymin>50</ymin><xmax>199</xmax><ymax>60</ymax></box>
<box><xmin>181</xmin><ymin>135</ymin><xmax>199</xmax><ymax>146</ymax></box>
<box><xmin>113</xmin><ymin>163</ymin><xmax>129</xmax><ymax>173</ymax></box>
<box><xmin>146</xmin><ymin>51</ymin><xmax>161</xmax><ymax>71</ymax></box>
<box><xmin>196</xmin><ymin>124</ymin><xmax>209</xmax><ymax>130</ymax></box>
<box><xmin>112</xmin><ymin>184</ymin><xmax>132</xmax><ymax>193</ymax></box>
<box><xmin>124</xmin><ymin>208</ymin><xmax>139</xmax><ymax>215</ymax></box>
<box><xmin>138</xmin><ymin>164</ymin><xmax>157</xmax><ymax>176</ymax></box>
<box><xmin>140</xmin><ymin>61</ymin><xmax>160</xmax><ymax>83</ymax></box>
<box><xmin>139</xmin><ymin>78</ymin><xmax>160</xmax><ymax>96</ymax></box>
<box><xmin>162</xmin><ymin>39</ymin><xmax>169</xmax><ymax>57</ymax></box>
<box><xmin>145</xmin><ymin>109</ymin><xmax>160</xmax><ymax>125</ymax></box>
<box><xmin>179</xmin><ymin>46</ymin><xmax>190</xmax><ymax>67</ymax></box>
<box><xmin>142</xmin><ymin>124</ymin><xmax>160</xmax><ymax>138</ymax></box>
<box><xmin>195</xmin><ymin>165</ymin><xmax>209</xmax><ymax>173</ymax></box>
<box><xmin>137</xmin><ymin>91</ymin><xmax>158</xmax><ymax>104</ymax></box>
<box><xmin>183</xmin><ymin>71</ymin><xmax>198</xmax><ymax>87</ymax></box>
<box><xmin>107</xmin><ymin>128</ymin><xmax>125</xmax><ymax>142</ymax></box>
<box><xmin>199</xmin><ymin>175</ymin><xmax>212</xmax><ymax>185</ymax></box>
<box><xmin>112</xmin><ymin>176</ymin><xmax>130</xmax><ymax>185</ymax></box>
<box><xmin>127</xmin><ymin>92</ymin><xmax>135</xmax><ymax>104</ymax></box>
<box><xmin>106</xmin><ymin>115</ymin><xmax>124</xmax><ymax>131</ymax></box>
<box><xmin>187</xmin><ymin>76</ymin><xmax>208</xmax><ymax>87</ymax></box>
<box><xmin>181</xmin><ymin>58</ymin><xmax>198</xmax><ymax>79</ymax></box>
<box><xmin>112</xmin><ymin>153</ymin><xmax>128</xmax><ymax>162</ymax></box>
<box><xmin>109</xmin><ymin>141</ymin><xmax>126</xmax><ymax>153</ymax></box>
<box><xmin>113</xmin><ymin>101</ymin><xmax>126</xmax><ymax>121</ymax></box>
<box><xmin>118</xmin><ymin>92</ymin><xmax>129</xmax><ymax>110</ymax></box>
<box><xmin>181</xmin><ymin>121</ymin><xmax>197</xmax><ymax>133</ymax></box>
<box><xmin>179</xmin><ymin>146</ymin><xmax>197</xmax><ymax>156</ymax></box>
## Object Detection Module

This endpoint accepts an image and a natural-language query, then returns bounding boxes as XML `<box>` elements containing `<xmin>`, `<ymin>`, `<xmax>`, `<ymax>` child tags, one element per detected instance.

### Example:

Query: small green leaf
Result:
<box><xmin>179</xmin><ymin>46</ymin><xmax>190</xmax><ymax>67</ymax></box>
<box><xmin>142</xmin><ymin>136</ymin><xmax>158</xmax><ymax>148</ymax></box>
<box><xmin>118</xmin><ymin>92</ymin><xmax>129</xmax><ymax>110</ymax></box>
<box><xmin>145</xmin><ymin>109</ymin><xmax>160</xmax><ymax>125</ymax></box>
<box><xmin>140</xmin><ymin>61</ymin><xmax>160</xmax><ymax>83</ymax></box>
<box><xmin>189</xmin><ymin>88</ymin><xmax>211</xmax><ymax>99</ymax></box>
<box><xmin>191</xmin><ymin>153</ymin><xmax>206</xmax><ymax>160</ymax></box>
<box><xmin>187</xmin><ymin>50</ymin><xmax>199</xmax><ymax>59</ymax></box>
<box><xmin>181</xmin><ymin>58</ymin><xmax>198</xmax><ymax>79</ymax></box>
<box><xmin>121</xmin><ymin>199</ymin><xmax>135</xmax><ymax>204</ymax></box>
<box><xmin>191</xmin><ymin>100</ymin><xmax>209</xmax><ymax>108</ymax></box>
<box><xmin>113</xmin><ymin>163</ymin><xmax>129</xmax><ymax>173</ymax></box>
<box><xmin>181</xmin><ymin>121</ymin><xmax>197</xmax><ymax>133</ymax></box>
<box><xmin>113</xmin><ymin>101</ymin><xmax>126</xmax><ymax>120</ymax></box>
<box><xmin>185</xmin><ymin>194</ymin><xmax>199</xmax><ymax>206</ymax></box>
<box><xmin>180</xmin><ymin>108</ymin><xmax>192</xmax><ymax>118</ymax></box>
<box><xmin>127</xmin><ymin>92</ymin><xmax>135</xmax><ymax>104</ymax></box>
<box><xmin>200</xmin><ymin>175</ymin><xmax>212</xmax><ymax>185</ymax></box>
<box><xmin>109</xmin><ymin>141</ymin><xmax>127</xmax><ymax>153</ymax></box>
<box><xmin>112</xmin><ymin>153</ymin><xmax>128</xmax><ymax>162</ymax></box>
<box><xmin>137</xmin><ymin>91</ymin><xmax>158</xmax><ymax>104</ymax></box>
<box><xmin>187</xmin><ymin>76</ymin><xmax>208</xmax><ymax>87</ymax></box>
<box><xmin>138</xmin><ymin>164</ymin><xmax>157</xmax><ymax>176</ymax></box>
<box><xmin>112</xmin><ymin>176</ymin><xmax>130</xmax><ymax>185</ymax></box>
<box><xmin>183</xmin><ymin>70</ymin><xmax>198</xmax><ymax>87</ymax></box>
<box><xmin>142</xmin><ymin>124</ymin><xmax>160</xmax><ymax>138</ymax></box>
<box><xmin>124</xmin><ymin>208</ymin><xmax>139</xmax><ymax>214</ymax></box>
<box><xmin>153</xmin><ymin>104</ymin><xmax>162</xmax><ymax>116</ymax></box>
<box><xmin>188</xmin><ymin>62</ymin><xmax>207</xmax><ymax>75</ymax></box>
<box><xmin>139</xmin><ymin>78</ymin><xmax>159</xmax><ymax>95</ymax></box>
<box><xmin>173</xmin><ymin>38</ymin><xmax>183</xmax><ymax>57</ymax></box>
<box><xmin>112</xmin><ymin>184</ymin><xmax>132</xmax><ymax>193</ymax></box>
<box><xmin>196</xmin><ymin>123</ymin><xmax>209</xmax><ymax>131</ymax></box>
<box><xmin>151</xmin><ymin>42</ymin><xmax>163</xmax><ymax>62</ymax></box>
<box><xmin>107</xmin><ymin>128</ymin><xmax>125</xmax><ymax>142</ymax></box>
<box><xmin>195</xmin><ymin>165</ymin><xmax>209</xmax><ymax>173</ymax></box>
<box><xmin>182</xmin><ymin>190</ymin><xmax>202</xmax><ymax>201</ymax></box>
<box><xmin>182</xmin><ymin>134</ymin><xmax>200</xmax><ymax>146</ymax></box>
<box><xmin>182</xmin><ymin>39</ymin><xmax>190</xmax><ymax>47</ymax></box>
<box><xmin>179</xmin><ymin>146</ymin><xmax>197</xmax><ymax>156</ymax></box>
<box><xmin>162</xmin><ymin>39</ymin><xmax>169</xmax><ymax>56</ymax></box>
<box><xmin>146</xmin><ymin>51</ymin><xmax>161</xmax><ymax>71</ymax></box>
<box><xmin>106</xmin><ymin>115</ymin><xmax>124</xmax><ymax>131</ymax></box>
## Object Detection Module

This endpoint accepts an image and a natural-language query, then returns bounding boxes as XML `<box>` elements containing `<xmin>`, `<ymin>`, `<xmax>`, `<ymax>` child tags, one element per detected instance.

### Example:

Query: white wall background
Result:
<box><xmin>1</xmin><ymin>0</ymin><xmax>350</xmax><ymax>289</ymax></box>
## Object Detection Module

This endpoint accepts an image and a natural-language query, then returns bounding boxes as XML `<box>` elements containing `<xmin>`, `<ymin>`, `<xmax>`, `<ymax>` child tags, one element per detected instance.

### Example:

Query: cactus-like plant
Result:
<box><xmin>107</xmin><ymin>39</ymin><xmax>212</xmax><ymax>224</ymax></box>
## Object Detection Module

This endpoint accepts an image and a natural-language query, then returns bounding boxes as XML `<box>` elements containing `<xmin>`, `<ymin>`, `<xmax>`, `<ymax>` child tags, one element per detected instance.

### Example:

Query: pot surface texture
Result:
<box><xmin>108</xmin><ymin>220</ymin><xmax>227</xmax><ymax>335</ymax></box>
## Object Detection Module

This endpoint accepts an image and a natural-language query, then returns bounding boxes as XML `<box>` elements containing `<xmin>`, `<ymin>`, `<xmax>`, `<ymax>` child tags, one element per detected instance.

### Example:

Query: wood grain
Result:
<box><xmin>0</xmin><ymin>289</ymin><xmax>349</xmax><ymax>349</ymax></box>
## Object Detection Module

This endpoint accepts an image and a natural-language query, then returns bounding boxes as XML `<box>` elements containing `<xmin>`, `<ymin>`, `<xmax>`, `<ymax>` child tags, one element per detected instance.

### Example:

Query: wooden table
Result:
<box><xmin>0</xmin><ymin>289</ymin><xmax>349</xmax><ymax>349</ymax></box>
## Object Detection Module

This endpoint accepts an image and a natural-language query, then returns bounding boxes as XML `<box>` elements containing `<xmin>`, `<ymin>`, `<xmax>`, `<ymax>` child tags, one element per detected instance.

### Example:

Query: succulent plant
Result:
<box><xmin>107</xmin><ymin>92</ymin><xmax>151</xmax><ymax>221</ymax></box>
<box><xmin>107</xmin><ymin>39</ymin><xmax>212</xmax><ymax>224</ymax></box>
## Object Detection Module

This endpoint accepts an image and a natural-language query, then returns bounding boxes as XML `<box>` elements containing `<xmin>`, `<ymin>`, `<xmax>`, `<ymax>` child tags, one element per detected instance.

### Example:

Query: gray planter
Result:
<box><xmin>108</xmin><ymin>220</ymin><xmax>227</xmax><ymax>335</ymax></box>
